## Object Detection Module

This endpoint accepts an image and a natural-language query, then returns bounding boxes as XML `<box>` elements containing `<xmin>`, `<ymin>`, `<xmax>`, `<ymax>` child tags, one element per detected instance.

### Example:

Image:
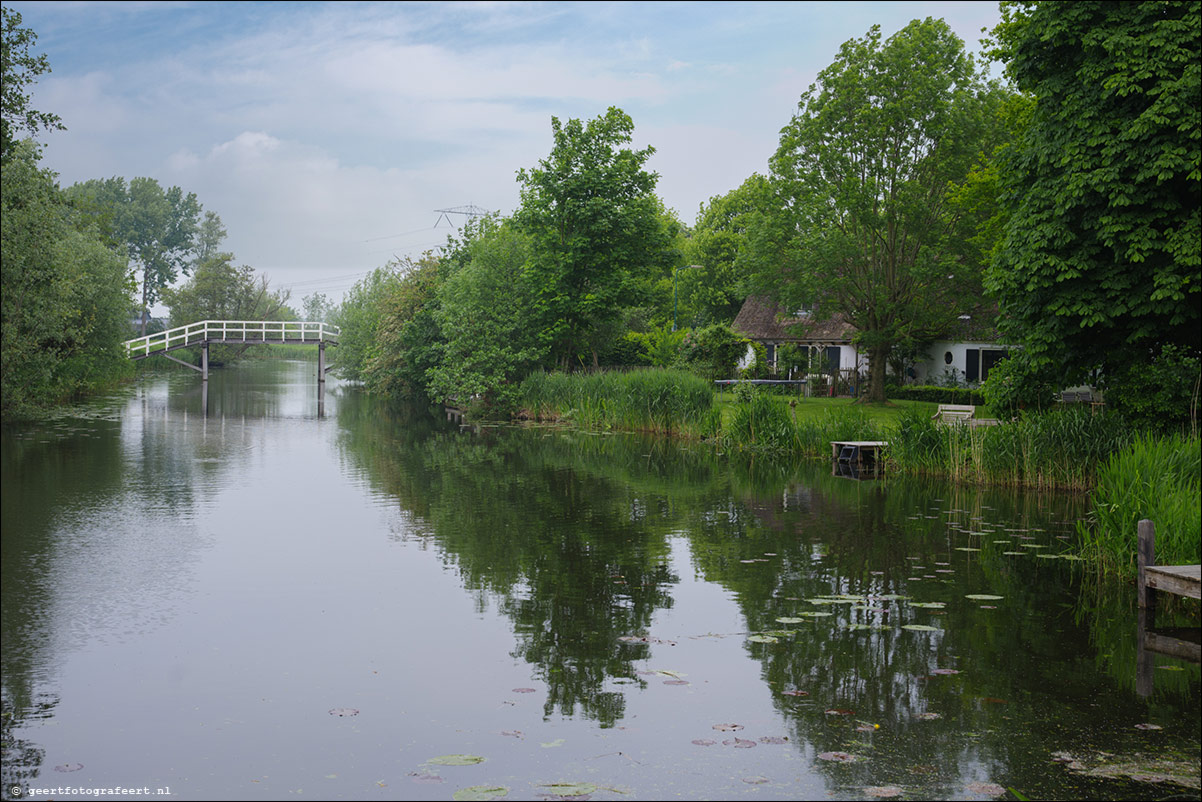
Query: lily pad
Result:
<box><xmin>692</xmin><ymin>738</ymin><xmax>717</xmax><ymax>746</ymax></box>
<box><xmin>427</xmin><ymin>754</ymin><xmax>487</xmax><ymax>766</ymax></box>
<box><xmin>781</xmin><ymin>689</ymin><xmax>809</xmax><ymax>697</ymax></box>
<box><xmin>916</xmin><ymin>712</ymin><xmax>941</xmax><ymax>720</ymax></box>
<box><xmin>775</xmin><ymin>617</ymin><xmax>806</xmax><ymax>624</ymax></box>
<box><xmin>965</xmin><ymin>594</ymin><xmax>1003</xmax><ymax>601</ymax></box>
<box><xmin>329</xmin><ymin>707</ymin><xmax>359</xmax><ymax>717</ymax></box>
<box><xmin>743</xmin><ymin>776</ymin><xmax>770</xmax><ymax>784</ymax></box>
<box><xmin>724</xmin><ymin>738</ymin><xmax>756</xmax><ymax>748</ymax></box>
<box><xmin>910</xmin><ymin>602</ymin><xmax>946</xmax><ymax>609</ymax></box>
<box><xmin>965</xmin><ymin>781</ymin><xmax>1006</xmax><ymax>796</ymax></box>
<box><xmin>54</xmin><ymin>763</ymin><xmax>84</xmax><ymax>772</ymax></box>
<box><xmin>865</xmin><ymin>787</ymin><xmax>904</xmax><ymax>798</ymax></box>
<box><xmin>818</xmin><ymin>751</ymin><xmax>859</xmax><ymax>762</ymax></box>
<box><xmin>954</xmin><ymin>547</ymin><xmax>981</xmax><ymax>552</ymax></box>
<box><xmin>713</xmin><ymin>723</ymin><xmax>744</xmax><ymax>731</ymax></box>
<box><xmin>902</xmin><ymin>624</ymin><xmax>939</xmax><ymax>632</ymax></box>
<box><xmin>538</xmin><ymin>783</ymin><xmax>597</xmax><ymax>797</ymax></box>
<box><xmin>759</xmin><ymin>736</ymin><xmax>788</xmax><ymax>744</ymax></box>
<box><xmin>454</xmin><ymin>786</ymin><xmax>509</xmax><ymax>801</ymax></box>
<box><xmin>512</xmin><ymin>687</ymin><xmax>536</xmax><ymax>693</ymax></box>
<box><xmin>1134</xmin><ymin>723</ymin><xmax>1163</xmax><ymax>730</ymax></box>
<box><xmin>931</xmin><ymin>668</ymin><xmax>960</xmax><ymax>675</ymax></box>
<box><xmin>747</xmin><ymin>634</ymin><xmax>779</xmax><ymax>644</ymax></box>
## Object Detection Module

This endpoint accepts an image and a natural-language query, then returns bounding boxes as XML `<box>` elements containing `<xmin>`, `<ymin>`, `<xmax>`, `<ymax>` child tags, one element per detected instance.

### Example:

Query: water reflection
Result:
<box><xmin>336</xmin><ymin>394</ymin><xmax>1200</xmax><ymax>798</ymax></box>
<box><xmin>1</xmin><ymin>371</ymin><xmax>1197</xmax><ymax>801</ymax></box>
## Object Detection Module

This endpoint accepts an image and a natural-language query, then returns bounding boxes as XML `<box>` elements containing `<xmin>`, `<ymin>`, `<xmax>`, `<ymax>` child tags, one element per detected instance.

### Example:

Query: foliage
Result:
<box><xmin>757</xmin><ymin>18</ymin><xmax>1013</xmax><ymax>402</ymax></box>
<box><xmin>301</xmin><ymin>292</ymin><xmax>334</xmax><ymax>323</ymax></box>
<box><xmin>2</xmin><ymin>142</ymin><xmax>134</xmax><ymax>418</ymax></box>
<box><xmin>1</xmin><ymin>7</ymin><xmax>63</xmax><ymax>163</ymax></box>
<box><xmin>978</xmin><ymin>351</ymin><xmax>1059</xmax><ymax>414</ymax></box>
<box><xmin>331</xmin><ymin>264</ymin><xmax>402</xmax><ymax>382</ymax></box>
<box><xmin>741</xmin><ymin>341</ymin><xmax>770</xmax><ymax>379</ymax></box>
<box><xmin>985</xmin><ymin>1</ymin><xmax>1201</xmax><ymax>388</ymax></box>
<box><xmin>626</xmin><ymin>322</ymin><xmax>685</xmax><ymax>368</ymax></box>
<box><xmin>515</xmin><ymin>107</ymin><xmax>668</xmax><ymax>368</ymax></box>
<box><xmin>681</xmin><ymin>324</ymin><xmax>748</xmax><ymax>380</ymax></box>
<box><xmin>682</xmin><ymin>174</ymin><xmax>774</xmax><ymax>325</ymax></box>
<box><xmin>887</xmin><ymin>384</ymin><xmax>986</xmax><ymax>405</ymax></box>
<box><xmin>428</xmin><ymin>224</ymin><xmax>546</xmax><ymax>417</ymax></box>
<box><xmin>65</xmin><ymin>176</ymin><xmax>203</xmax><ymax>333</ymax></box>
<box><xmin>161</xmin><ymin>255</ymin><xmax>292</xmax><ymax>325</ymax></box>
<box><xmin>1078</xmin><ymin>432</ymin><xmax>1201</xmax><ymax>578</ymax></box>
<box><xmin>1100</xmin><ymin>344</ymin><xmax>1201</xmax><ymax>435</ymax></box>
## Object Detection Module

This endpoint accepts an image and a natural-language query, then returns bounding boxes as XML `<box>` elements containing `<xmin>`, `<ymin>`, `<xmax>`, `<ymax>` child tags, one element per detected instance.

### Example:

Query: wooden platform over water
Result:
<box><xmin>831</xmin><ymin>441</ymin><xmax>888</xmax><ymax>469</ymax></box>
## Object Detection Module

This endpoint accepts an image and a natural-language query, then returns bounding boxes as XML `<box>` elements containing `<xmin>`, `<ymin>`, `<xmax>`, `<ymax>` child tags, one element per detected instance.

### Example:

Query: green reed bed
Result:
<box><xmin>1077</xmin><ymin>432</ymin><xmax>1201</xmax><ymax>579</ymax></box>
<box><xmin>888</xmin><ymin>406</ymin><xmax>1130</xmax><ymax>490</ymax></box>
<box><xmin>720</xmin><ymin>384</ymin><xmax>884</xmax><ymax>456</ymax></box>
<box><xmin>520</xmin><ymin>369</ymin><xmax>719</xmax><ymax>436</ymax></box>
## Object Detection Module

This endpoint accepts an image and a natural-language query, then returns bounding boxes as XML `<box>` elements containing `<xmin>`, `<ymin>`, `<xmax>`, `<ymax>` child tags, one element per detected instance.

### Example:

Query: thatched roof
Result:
<box><xmin>731</xmin><ymin>296</ymin><xmax>855</xmax><ymax>344</ymax></box>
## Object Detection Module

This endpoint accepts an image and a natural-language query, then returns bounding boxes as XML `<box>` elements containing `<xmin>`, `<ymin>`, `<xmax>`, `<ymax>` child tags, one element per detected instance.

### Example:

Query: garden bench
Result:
<box><xmin>931</xmin><ymin>404</ymin><xmax>975</xmax><ymax>424</ymax></box>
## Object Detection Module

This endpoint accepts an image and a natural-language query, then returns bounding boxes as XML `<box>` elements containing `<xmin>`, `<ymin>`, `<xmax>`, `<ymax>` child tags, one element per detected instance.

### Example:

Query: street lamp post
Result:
<box><xmin>673</xmin><ymin>265</ymin><xmax>702</xmax><ymax>331</ymax></box>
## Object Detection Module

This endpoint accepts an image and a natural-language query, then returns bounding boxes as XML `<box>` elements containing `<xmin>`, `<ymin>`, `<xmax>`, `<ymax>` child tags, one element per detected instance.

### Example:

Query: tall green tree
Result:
<box><xmin>514</xmin><ymin>107</ymin><xmax>667</xmax><ymax>368</ymax></box>
<box><xmin>65</xmin><ymin>176</ymin><xmax>202</xmax><ymax>334</ymax></box>
<box><xmin>757</xmin><ymin>18</ymin><xmax>1010</xmax><ymax>402</ymax></box>
<box><xmin>428</xmin><ymin>222</ymin><xmax>546</xmax><ymax>414</ymax></box>
<box><xmin>683</xmin><ymin>173</ymin><xmax>774</xmax><ymax>325</ymax></box>
<box><xmin>1</xmin><ymin>7</ymin><xmax>64</xmax><ymax>164</ymax></box>
<box><xmin>161</xmin><ymin>255</ymin><xmax>292</xmax><ymax>325</ymax></box>
<box><xmin>985</xmin><ymin>0</ymin><xmax>1201</xmax><ymax>390</ymax></box>
<box><xmin>2</xmin><ymin>142</ymin><xmax>133</xmax><ymax>417</ymax></box>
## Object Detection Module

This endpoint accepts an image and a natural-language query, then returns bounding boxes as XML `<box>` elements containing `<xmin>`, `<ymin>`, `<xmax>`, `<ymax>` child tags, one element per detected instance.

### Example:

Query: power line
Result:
<box><xmin>432</xmin><ymin>204</ymin><xmax>489</xmax><ymax>227</ymax></box>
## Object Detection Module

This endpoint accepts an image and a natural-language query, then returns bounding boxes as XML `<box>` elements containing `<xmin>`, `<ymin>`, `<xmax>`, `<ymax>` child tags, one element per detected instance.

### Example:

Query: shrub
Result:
<box><xmin>887</xmin><ymin>385</ymin><xmax>985</xmax><ymax>405</ymax></box>
<box><xmin>682</xmin><ymin>324</ymin><xmax>749</xmax><ymax>380</ymax></box>
<box><xmin>1102</xmin><ymin>344</ymin><xmax>1200</xmax><ymax>435</ymax></box>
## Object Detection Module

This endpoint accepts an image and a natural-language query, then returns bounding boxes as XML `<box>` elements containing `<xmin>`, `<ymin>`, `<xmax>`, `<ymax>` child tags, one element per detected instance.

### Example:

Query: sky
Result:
<box><xmin>8</xmin><ymin>1</ymin><xmax>1003</xmax><ymax>309</ymax></box>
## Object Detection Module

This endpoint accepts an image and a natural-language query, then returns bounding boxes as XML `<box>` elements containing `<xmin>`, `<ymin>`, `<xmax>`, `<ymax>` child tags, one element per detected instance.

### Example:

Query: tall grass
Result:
<box><xmin>520</xmin><ymin>369</ymin><xmax>720</xmax><ymax>436</ymax></box>
<box><xmin>721</xmin><ymin>386</ymin><xmax>884</xmax><ymax>456</ymax></box>
<box><xmin>888</xmin><ymin>406</ymin><xmax>1129</xmax><ymax>490</ymax></box>
<box><xmin>1077</xmin><ymin>432</ymin><xmax>1201</xmax><ymax>578</ymax></box>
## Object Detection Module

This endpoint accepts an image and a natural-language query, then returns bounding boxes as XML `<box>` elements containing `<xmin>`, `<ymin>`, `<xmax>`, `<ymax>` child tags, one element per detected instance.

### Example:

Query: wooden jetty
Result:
<box><xmin>1135</xmin><ymin>519</ymin><xmax>1201</xmax><ymax>696</ymax></box>
<box><xmin>831</xmin><ymin>440</ymin><xmax>888</xmax><ymax>469</ymax></box>
<box><xmin>1138</xmin><ymin>519</ymin><xmax>1201</xmax><ymax>611</ymax></box>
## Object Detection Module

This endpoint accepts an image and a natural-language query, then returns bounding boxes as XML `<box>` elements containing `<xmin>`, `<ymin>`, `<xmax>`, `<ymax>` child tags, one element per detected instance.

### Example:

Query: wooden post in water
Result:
<box><xmin>201</xmin><ymin>341</ymin><xmax>209</xmax><ymax>381</ymax></box>
<box><xmin>1138</xmin><ymin>519</ymin><xmax>1156</xmax><ymax>615</ymax></box>
<box><xmin>318</xmin><ymin>342</ymin><xmax>326</xmax><ymax>384</ymax></box>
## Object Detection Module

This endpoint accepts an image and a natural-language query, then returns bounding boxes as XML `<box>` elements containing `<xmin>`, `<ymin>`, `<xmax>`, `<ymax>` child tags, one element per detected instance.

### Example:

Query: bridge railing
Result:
<box><xmin>125</xmin><ymin>320</ymin><xmax>340</xmax><ymax>359</ymax></box>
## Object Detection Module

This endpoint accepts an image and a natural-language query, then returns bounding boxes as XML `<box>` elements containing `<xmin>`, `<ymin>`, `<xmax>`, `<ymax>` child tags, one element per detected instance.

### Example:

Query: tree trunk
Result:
<box><xmin>865</xmin><ymin>345</ymin><xmax>889</xmax><ymax>403</ymax></box>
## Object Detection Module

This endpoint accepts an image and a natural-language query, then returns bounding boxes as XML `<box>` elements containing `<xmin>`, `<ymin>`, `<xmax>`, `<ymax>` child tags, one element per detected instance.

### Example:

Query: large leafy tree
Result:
<box><xmin>514</xmin><ymin>107</ymin><xmax>666</xmax><ymax>369</ymax></box>
<box><xmin>2</xmin><ymin>143</ymin><xmax>133</xmax><ymax>417</ymax></box>
<box><xmin>758</xmin><ymin>18</ymin><xmax>1010</xmax><ymax>401</ymax></box>
<box><xmin>65</xmin><ymin>176</ymin><xmax>202</xmax><ymax>333</ymax></box>
<box><xmin>428</xmin><ymin>221</ymin><xmax>547</xmax><ymax>414</ymax></box>
<box><xmin>683</xmin><ymin>173</ymin><xmax>774</xmax><ymax>326</ymax></box>
<box><xmin>985</xmin><ymin>0</ymin><xmax>1201</xmax><ymax>389</ymax></box>
<box><xmin>1</xmin><ymin>7</ymin><xmax>64</xmax><ymax>163</ymax></box>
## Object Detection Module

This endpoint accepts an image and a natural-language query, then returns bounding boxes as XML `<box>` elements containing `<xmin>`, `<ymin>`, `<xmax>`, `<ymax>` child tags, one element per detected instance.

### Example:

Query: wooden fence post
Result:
<box><xmin>1137</xmin><ymin>519</ymin><xmax>1156</xmax><ymax>614</ymax></box>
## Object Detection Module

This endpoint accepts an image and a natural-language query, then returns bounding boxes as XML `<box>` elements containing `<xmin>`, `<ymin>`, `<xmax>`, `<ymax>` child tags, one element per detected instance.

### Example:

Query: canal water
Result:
<box><xmin>2</xmin><ymin>360</ymin><xmax>1198</xmax><ymax>801</ymax></box>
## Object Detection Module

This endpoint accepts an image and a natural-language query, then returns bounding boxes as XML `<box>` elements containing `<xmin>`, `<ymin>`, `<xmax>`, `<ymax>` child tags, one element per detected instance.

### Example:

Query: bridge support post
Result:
<box><xmin>318</xmin><ymin>342</ymin><xmax>326</xmax><ymax>384</ymax></box>
<box><xmin>202</xmin><ymin>341</ymin><xmax>209</xmax><ymax>381</ymax></box>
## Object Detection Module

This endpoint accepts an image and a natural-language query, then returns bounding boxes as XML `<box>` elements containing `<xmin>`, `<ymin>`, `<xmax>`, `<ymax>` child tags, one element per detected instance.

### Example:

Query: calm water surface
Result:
<box><xmin>2</xmin><ymin>360</ymin><xmax>1198</xmax><ymax>801</ymax></box>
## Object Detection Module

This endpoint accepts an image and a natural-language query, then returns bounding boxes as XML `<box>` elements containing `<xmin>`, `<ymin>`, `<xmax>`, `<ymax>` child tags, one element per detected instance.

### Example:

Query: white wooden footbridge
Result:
<box><xmin>124</xmin><ymin>320</ymin><xmax>339</xmax><ymax>382</ymax></box>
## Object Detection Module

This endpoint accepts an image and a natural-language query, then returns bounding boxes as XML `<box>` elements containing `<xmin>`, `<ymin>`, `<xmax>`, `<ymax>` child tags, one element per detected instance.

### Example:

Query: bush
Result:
<box><xmin>1102</xmin><ymin>344</ymin><xmax>1201</xmax><ymax>435</ymax></box>
<box><xmin>682</xmin><ymin>324</ymin><xmax>749</xmax><ymax>380</ymax></box>
<box><xmin>887</xmin><ymin>385</ymin><xmax>985</xmax><ymax>405</ymax></box>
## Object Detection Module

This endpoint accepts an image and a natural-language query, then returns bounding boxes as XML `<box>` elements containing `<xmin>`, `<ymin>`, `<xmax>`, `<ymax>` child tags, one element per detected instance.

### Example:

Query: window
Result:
<box><xmin>966</xmin><ymin>348</ymin><xmax>1008</xmax><ymax>383</ymax></box>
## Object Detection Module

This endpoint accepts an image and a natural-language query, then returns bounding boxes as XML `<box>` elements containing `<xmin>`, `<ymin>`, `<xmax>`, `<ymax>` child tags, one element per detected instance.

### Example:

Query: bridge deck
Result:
<box><xmin>125</xmin><ymin>320</ymin><xmax>339</xmax><ymax>360</ymax></box>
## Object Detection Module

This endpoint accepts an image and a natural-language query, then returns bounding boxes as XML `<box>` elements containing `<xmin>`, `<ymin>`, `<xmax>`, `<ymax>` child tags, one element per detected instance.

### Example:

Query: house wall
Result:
<box><xmin>913</xmin><ymin>341</ymin><xmax>1016</xmax><ymax>385</ymax></box>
